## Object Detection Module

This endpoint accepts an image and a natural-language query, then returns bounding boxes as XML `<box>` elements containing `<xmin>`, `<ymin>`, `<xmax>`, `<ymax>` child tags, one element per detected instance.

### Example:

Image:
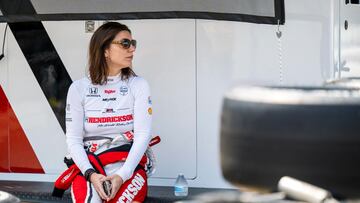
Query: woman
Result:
<box><xmin>65</xmin><ymin>22</ymin><xmax>152</xmax><ymax>202</ymax></box>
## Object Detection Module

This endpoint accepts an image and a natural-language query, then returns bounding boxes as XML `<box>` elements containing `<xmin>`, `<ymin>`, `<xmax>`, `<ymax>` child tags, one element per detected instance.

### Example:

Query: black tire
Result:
<box><xmin>220</xmin><ymin>85</ymin><xmax>360</xmax><ymax>198</ymax></box>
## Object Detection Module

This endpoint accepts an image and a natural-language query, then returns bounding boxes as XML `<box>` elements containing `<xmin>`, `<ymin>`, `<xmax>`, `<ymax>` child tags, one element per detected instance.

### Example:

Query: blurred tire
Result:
<box><xmin>0</xmin><ymin>191</ymin><xmax>20</xmax><ymax>203</ymax></box>
<box><xmin>221</xmin><ymin>85</ymin><xmax>360</xmax><ymax>198</ymax></box>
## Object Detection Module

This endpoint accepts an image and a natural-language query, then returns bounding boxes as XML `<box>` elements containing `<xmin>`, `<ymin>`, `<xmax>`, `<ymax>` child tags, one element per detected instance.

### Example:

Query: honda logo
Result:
<box><xmin>89</xmin><ymin>87</ymin><xmax>98</xmax><ymax>94</ymax></box>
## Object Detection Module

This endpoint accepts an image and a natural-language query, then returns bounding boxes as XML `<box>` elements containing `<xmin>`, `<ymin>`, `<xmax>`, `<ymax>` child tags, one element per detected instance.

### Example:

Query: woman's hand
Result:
<box><xmin>105</xmin><ymin>174</ymin><xmax>123</xmax><ymax>200</ymax></box>
<box><xmin>89</xmin><ymin>173</ymin><xmax>109</xmax><ymax>200</ymax></box>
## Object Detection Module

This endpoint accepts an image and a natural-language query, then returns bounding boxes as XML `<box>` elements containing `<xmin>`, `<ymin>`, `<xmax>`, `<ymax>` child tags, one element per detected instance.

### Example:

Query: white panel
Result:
<box><xmin>129</xmin><ymin>19</ymin><xmax>197</xmax><ymax>179</ymax></box>
<box><xmin>281</xmin><ymin>0</ymin><xmax>334</xmax><ymax>85</ymax></box>
<box><xmin>43</xmin><ymin>21</ymin><xmax>91</xmax><ymax>80</ymax></box>
<box><xmin>7</xmin><ymin>29</ymin><xmax>67</xmax><ymax>174</ymax></box>
<box><xmin>44</xmin><ymin>20</ymin><xmax>197</xmax><ymax>179</ymax></box>
<box><xmin>0</xmin><ymin>173</ymin><xmax>58</xmax><ymax>182</ymax></box>
<box><xmin>332</xmin><ymin>0</ymin><xmax>341</xmax><ymax>80</ymax></box>
<box><xmin>340</xmin><ymin>2</ymin><xmax>360</xmax><ymax>77</ymax></box>
<box><xmin>196</xmin><ymin>19</ymin><xmax>278</xmax><ymax>188</ymax></box>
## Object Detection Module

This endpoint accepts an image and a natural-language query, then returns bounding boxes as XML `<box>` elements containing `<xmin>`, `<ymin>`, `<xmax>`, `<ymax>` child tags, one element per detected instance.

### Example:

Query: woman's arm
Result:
<box><xmin>66</xmin><ymin>81</ymin><xmax>110</xmax><ymax>200</ymax></box>
<box><xmin>65</xmin><ymin>81</ymin><xmax>93</xmax><ymax>174</ymax></box>
<box><xmin>115</xmin><ymin>77</ymin><xmax>152</xmax><ymax>182</ymax></box>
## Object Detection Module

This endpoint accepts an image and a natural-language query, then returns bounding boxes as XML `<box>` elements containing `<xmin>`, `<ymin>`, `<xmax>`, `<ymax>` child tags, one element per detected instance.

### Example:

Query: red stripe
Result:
<box><xmin>0</xmin><ymin>85</ymin><xmax>44</xmax><ymax>173</ymax></box>
<box><xmin>88</xmin><ymin>154</ymin><xmax>106</xmax><ymax>175</ymax></box>
<box><xmin>0</xmin><ymin>86</ymin><xmax>10</xmax><ymax>172</ymax></box>
<box><xmin>149</xmin><ymin>135</ymin><xmax>161</xmax><ymax>146</ymax></box>
<box><xmin>72</xmin><ymin>175</ymin><xmax>88</xmax><ymax>203</ymax></box>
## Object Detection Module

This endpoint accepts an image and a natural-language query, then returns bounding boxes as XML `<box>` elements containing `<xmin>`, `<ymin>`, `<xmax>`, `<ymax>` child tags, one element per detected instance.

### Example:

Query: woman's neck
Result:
<box><xmin>107</xmin><ymin>65</ymin><xmax>123</xmax><ymax>76</ymax></box>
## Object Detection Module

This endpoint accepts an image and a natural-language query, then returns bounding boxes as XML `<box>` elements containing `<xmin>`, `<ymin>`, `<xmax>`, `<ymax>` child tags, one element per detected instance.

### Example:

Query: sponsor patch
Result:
<box><xmin>102</xmin><ymin>97</ymin><xmax>116</xmax><ymax>102</ymax></box>
<box><xmin>87</xmin><ymin>87</ymin><xmax>100</xmax><ymax>97</ymax></box>
<box><xmin>104</xmin><ymin>89</ymin><xmax>116</xmax><ymax>94</ymax></box>
<box><xmin>86</xmin><ymin>114</ymin><xmax>133</xmax><ymax>123</ymax></box>
<box><xmin>148</xmin><ymin>107</ymin><xmax>152</xmax><ymax>115</ymax></box>
<box><xmin>103</xmin><ymin>108</ymin><xmax>115</xmax><ymax>113</ymax></box>
<box><xmin>89</xmin><ymin>143</ymin><xmax>98</xmax><ymax>152</ymax></box>
<box><xmin>89</xmin><ymin>87</ymin><xmax>98</xmax><ymax>94</ymax></box>
<box><xmin>61</xmin><ymin>168</ymin><xmax>75</xmax><ymax>183</ymax></box>
<box><xmin>120</xmin><ymin>86</ymin><xmax>129</xmax><ymax>96</ymax></box>
<box><xmin>123</xmin><ymin>131</ymin><xmax>134</xmax><ymax>141</ymax></box>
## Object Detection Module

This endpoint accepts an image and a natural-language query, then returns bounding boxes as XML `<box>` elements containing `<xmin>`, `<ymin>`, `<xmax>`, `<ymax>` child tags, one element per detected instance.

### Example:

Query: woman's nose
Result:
<box><xmin>128</xmin><ymin>45</ymin><xmax>136</xmax><ymax>52</ymax></box>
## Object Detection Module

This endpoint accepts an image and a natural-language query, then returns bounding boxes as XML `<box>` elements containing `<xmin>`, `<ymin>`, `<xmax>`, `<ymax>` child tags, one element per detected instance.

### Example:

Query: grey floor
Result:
<box><xmin>0</xmin><ymin>181</ymin><xmax>235</xmax><ymax>203</ymax></box>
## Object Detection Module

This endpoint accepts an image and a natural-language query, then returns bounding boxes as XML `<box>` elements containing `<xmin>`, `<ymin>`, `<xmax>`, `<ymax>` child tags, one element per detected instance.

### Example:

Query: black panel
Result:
<box><xmin>0</xmin><ymin>0</ymin><xmax>285</xmax><ymax>25</ymax></box>
<box><xmin>275</xmin><ymin>0</ymin><xmax>285</xmax><ymax>24</ymax></box>
<box><xmin>0</xmin><ymin>12</ymin><xmax>284</xmax><ymax>25</ymax></box>
<box><xmin>0</xmin><ymin>0</ymin><xmax>72</xmax><ymax>132</ymax></box>
<box><xmin>0</xmin><ymin>0</ymin><xmax>35</xmax><ymax>16</ymax></box>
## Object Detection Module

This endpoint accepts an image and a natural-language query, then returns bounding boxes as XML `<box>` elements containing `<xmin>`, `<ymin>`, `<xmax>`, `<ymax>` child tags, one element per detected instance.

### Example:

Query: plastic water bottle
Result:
<box><xmin>174</xmin><ymin>173</ymin><xmax>188</xmax><ymax>196</ymax></box>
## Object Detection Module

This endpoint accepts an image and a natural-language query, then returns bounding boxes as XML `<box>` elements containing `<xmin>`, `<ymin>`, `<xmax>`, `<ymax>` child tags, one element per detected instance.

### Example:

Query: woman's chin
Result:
<box><xmin>125</xmin><ymin>63</ymin><xmax>132</xmax><ymax>68</ymax></box>
<box><xmin>115</xmin><ymin>64</ymin><xmax>131</xmax><ymax>70</ymax></box>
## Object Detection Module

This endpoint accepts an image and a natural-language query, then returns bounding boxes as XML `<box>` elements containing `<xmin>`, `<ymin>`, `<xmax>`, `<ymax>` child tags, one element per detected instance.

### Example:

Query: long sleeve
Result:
<box><xmin>115</xmin><ymin>78</ymin><xmax>152</xmax><ymax>182</ymax></box>
<box><xmin>65</xmin><ymin>81</ymin><xmax>93</xmax><ymax>174</ymax></box>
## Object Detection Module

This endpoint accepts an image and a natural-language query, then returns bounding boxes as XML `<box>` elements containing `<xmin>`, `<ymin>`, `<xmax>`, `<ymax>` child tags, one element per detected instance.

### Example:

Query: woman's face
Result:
<box><xmin>105</xmin><ymin>31</ymin><xmax>136</xmax><ymax>74</ymax></box>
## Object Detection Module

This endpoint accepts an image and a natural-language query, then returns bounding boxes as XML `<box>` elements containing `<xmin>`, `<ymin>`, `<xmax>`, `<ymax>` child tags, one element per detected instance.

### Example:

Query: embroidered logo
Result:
<box><xmin>120</xmin><ymin>86</ymin><xmax>128</xmax><ymax>96</ymax></box>
<box><xmin>104</xmin><ymin>89</ymin><xmax>116</xmax><ymax>94</ymax></box>
<box><xmin>61</xmin><ymin>168</ymin><xmax>75</xmax><ymax>183</ymax></box>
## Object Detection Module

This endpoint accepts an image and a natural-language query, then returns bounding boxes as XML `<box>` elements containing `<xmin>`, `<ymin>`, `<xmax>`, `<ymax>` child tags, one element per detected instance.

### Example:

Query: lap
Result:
<box><xmin>71</xmin><ymin>167</ymin><xmax>147</xmax><ymax>203</ymax></box>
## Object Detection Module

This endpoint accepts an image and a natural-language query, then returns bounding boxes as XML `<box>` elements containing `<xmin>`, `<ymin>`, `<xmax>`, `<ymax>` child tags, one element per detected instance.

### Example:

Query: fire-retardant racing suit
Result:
<box><xmin>65</xmin><ymin>75</ymin><xmax>152</xmax><ymax>202</ymax></box>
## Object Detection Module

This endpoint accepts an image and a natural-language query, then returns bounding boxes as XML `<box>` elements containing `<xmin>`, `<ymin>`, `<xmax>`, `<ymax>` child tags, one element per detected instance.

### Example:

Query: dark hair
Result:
<box><xmin>88</xmin><ymin>22</ymin><xmax>136</xmax><ymax>85</ymax></box>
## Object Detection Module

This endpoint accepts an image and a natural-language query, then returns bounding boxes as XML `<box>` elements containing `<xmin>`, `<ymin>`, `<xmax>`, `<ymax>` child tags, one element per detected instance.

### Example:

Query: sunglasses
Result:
<box><xmin>112</xmin><ymin>39</ymin><xmax>137</xmax><ymax>49</ymax></box>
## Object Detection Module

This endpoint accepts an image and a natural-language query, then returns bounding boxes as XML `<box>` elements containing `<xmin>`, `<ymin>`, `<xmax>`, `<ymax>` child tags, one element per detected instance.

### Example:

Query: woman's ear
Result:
<box><xmin>104</xmin><ymin>49</ymin><xmax>109</xmax><ymax>58</ymax></box>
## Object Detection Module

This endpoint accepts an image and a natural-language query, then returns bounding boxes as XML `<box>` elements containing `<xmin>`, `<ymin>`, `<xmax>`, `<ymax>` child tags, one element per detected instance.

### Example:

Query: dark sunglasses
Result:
<box><xmin>112</xmin><ymin>39</ymin><xmax>137</xmax><ymax>49</ymax></box>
